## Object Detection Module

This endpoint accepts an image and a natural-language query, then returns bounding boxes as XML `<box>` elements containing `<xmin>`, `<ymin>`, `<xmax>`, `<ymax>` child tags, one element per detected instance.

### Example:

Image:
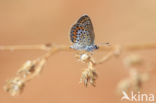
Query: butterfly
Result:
<box><xmin>70</xmin><ymin>15</ymin><xmax>98</xmax><ymax>51</ymax></box>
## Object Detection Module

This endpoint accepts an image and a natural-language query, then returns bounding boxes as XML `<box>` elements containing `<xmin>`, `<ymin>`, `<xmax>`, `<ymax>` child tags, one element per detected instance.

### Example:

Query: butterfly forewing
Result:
<box><xmin>77</xmin><ymin>15</ymin><xmax>95</xmax><ymax>44</ymax></box>
<box><xmin>70</xmin><ymin>23</ymin><xmax>91</xmax><ymax>45</ymax></box>
<box><xmin>70</xmin><ymin>15</ymin><xmax>95</xmax><ymax>46</ymax></box>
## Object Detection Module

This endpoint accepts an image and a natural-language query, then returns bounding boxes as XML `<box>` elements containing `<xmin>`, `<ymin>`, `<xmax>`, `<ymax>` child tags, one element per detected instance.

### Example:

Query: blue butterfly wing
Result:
<box><xmin>77</xmin><ymin>15</ymin><xmax>95</xmax><ymax>44</ymax></box>
<box><xmin>70</xmin><ymin>15</ymin><xmax>94</xmax><ymax>46</ymax></box>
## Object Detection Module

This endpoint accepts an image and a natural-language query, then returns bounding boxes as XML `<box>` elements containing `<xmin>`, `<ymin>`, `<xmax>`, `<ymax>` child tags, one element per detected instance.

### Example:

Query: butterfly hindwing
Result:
<box><xmin>70</xmin><ymin>15</ymin><xmax>97</xmax><ymax>51</ymax></box>
<box><xmin>77</xmin><ymin>15</ymin><xmax>95</xmax><ymax>44</ymax></box>
<box><xmin>70</xmin><ymin>23</ymin><xmax>92</xmax><ymax>46</ymax></box>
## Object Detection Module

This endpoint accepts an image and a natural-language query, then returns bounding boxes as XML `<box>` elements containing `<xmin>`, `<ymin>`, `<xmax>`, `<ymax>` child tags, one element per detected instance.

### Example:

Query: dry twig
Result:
<box><xmin>0</xmin><ymin>43</ymin><xmax>156</xmax><ymax>96</ymax></box>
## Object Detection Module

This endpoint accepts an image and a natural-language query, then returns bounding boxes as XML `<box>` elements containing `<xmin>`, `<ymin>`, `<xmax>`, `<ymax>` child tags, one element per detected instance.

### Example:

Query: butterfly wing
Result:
<box><xmin>77</xmin><ymin>15</ymin><xmax>93</xmax><ymax>30</ymax></box>
<box><xmin>70</xmin><ymin>15</ymin><xmax>94</xmax><ymax>46</ymax></box>
<box><xmin>77</xmin><ymin>15</ymin><xmax>95</xmax><ymax>44</ymax></box>
<box><xmin>70</xmin><ymin>23</ymin><xmax>92</xmax><ymax>46</ymax></box>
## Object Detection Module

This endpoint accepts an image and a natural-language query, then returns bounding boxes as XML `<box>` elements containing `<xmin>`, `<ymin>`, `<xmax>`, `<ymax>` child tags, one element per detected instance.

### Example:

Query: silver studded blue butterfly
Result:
<box><xmin>70</xmin><ymin>15</ymin><xmax>98</xmax><ymax>51</ymax></box>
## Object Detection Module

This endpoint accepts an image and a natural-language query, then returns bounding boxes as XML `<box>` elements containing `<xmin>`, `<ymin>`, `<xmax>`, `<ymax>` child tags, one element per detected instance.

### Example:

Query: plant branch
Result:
<box><xmin>2</xmin><ymin>42</ymin><xmax>156</xmax><ymax>96</ymax></box>
<box><xmin>0</xmin><ymin>43</ymin><xmax>156</xmax><ymax>52</ymax></box>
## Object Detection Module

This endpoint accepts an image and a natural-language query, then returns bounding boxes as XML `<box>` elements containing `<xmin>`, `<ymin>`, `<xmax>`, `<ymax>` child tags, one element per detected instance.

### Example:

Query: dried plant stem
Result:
<box><xmin>2</xmin><ymin>42</ymin><xmax>156</xmax><ymax>96</ymax></box>
<box><xmin>0</xmin><ymin>43</ymin><xmax>156</xmax><ymax>52</ymax></box>
<box><xmin>0</xmin><ymin>44</ymin><xmax>51</xmax><ymax>51</ymax></box>
<box><xmin>95</xmin><ymin>52</ymin><xmax>114</xmax><ymax>65</ymax></box>
<box><xmin>124</xmin><ymin>43</ymin><xmax>156</xmax><ymax>51</ymax></box>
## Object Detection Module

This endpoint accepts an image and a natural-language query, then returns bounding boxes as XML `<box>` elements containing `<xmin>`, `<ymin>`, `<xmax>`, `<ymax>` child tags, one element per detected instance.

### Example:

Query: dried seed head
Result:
<box><xmin>4</xmin><ymin>58</ymin><xmax>47</xmax><ymax>96</ymax></box>
<box><xmin>129</xmin><ymin>69</ymin><xmax>142</xmax><ymax>91</ymax></box>
<box><xmin>80</xmin><ymin>68</ymin><xmax>98</xmax><ymax>87</ymax></box>
<box><xmin>117</xmin><ymin>78</ymin><xmax>130</xmax><ymax>94</ymax></box>
<box><xmin>80</xmin><ymin>53</ymin><xmax>90</xmax><ymax>63</ymax></box>
<box><xmin>4</xmin><ymin>77</ymin><xmax>25</xmax><ymax>96</ymax></box>
<box><xmin>123</xmin><ymin>55</ymin><xmax>143</xmax><ymax>67</ymax></box>
<box><xmin>129</xmin><ymin>69</ymin><xmax>149</xmax><ymax>91</ymax></box>
<box><xmin>17</xmin><ymin>60</ymin><xmax>35</xmax><ymax>78</ymax></box>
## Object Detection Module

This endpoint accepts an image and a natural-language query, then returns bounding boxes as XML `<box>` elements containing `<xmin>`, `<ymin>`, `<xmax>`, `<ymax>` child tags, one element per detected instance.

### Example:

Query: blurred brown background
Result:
<box><xmin>0</xmin><ymin>0</ymin><xmax>156</xmax><ymax>103</ymax></box>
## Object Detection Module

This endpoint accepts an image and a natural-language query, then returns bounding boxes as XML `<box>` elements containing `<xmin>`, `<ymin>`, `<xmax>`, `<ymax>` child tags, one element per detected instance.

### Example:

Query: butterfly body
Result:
<box><xmin>70</xmin><ymin>15</ymin><xmax>98</xmax><ymax>51</ymax></box>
